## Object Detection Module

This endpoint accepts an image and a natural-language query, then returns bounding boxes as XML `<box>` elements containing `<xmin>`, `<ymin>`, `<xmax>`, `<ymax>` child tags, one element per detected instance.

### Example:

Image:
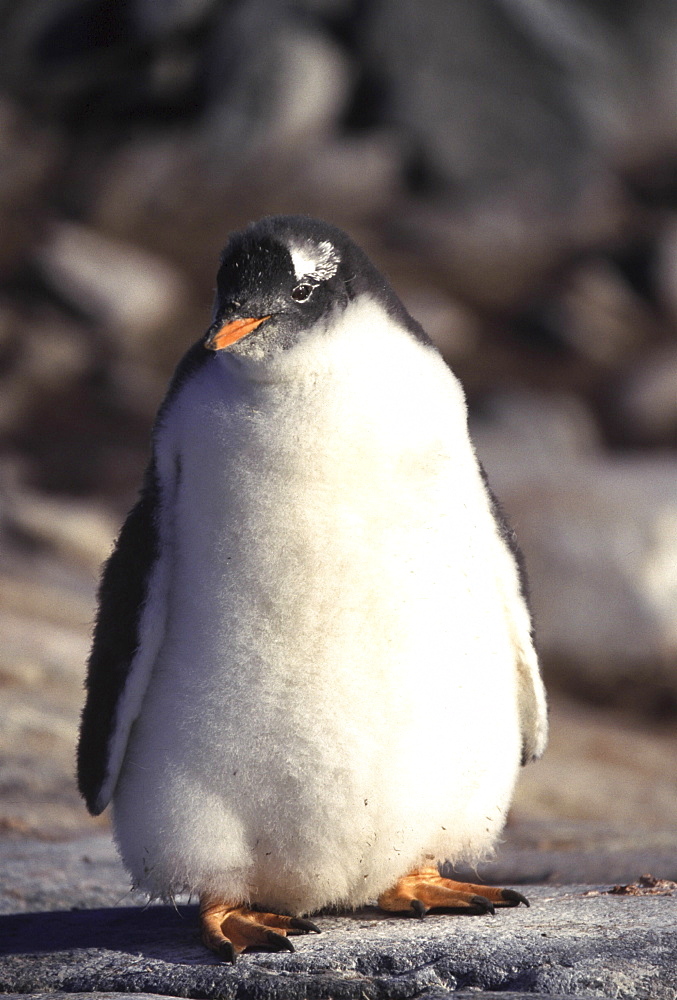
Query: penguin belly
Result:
<box><xmin>112</xmin><ymin>323</ymin><xmax>522</xmax><ymax>912</ymax></box>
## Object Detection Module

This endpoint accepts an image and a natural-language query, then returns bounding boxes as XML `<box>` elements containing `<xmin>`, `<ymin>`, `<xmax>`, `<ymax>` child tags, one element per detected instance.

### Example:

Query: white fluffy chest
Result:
<box><xmin>157</xmin><ymin>310</ymin><xmax>480</xmax><ymax>692</ymax></box>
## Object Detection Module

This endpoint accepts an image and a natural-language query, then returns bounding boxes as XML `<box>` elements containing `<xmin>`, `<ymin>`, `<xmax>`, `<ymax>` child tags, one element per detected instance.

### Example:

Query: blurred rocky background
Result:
<box><xmin>1</xmin><ymin>0</ymin><xmax>676</xmax><ymax>875</ymax></box>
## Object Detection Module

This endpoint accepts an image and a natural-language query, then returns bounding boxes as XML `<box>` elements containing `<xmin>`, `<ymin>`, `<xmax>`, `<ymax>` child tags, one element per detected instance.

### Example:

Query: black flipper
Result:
<box><xmin>477</xmin><ymin>461</ymin><xmax>548</xmax><ymax>764</ymax></box>
<box><xmin>77</xmin><ymin>463</ymin><xmax>161</xmax><ymax>815</ymax></box>
<box><xmin>77</xmin><ymin>340</ymin><xmax>211</xmax><ymax>815</ymax></box>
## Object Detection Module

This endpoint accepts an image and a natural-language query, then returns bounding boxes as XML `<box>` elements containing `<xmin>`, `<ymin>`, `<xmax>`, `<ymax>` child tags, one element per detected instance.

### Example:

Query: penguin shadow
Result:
<box><xmin>0</xmin><ymin>904</ymin><xmax>210</xmax><ymax>964</ymax></box>
<box><xmin>0</xmin><ymin>900</ymin><xmax>513</xmax><ymax>964</ymax></box>
<box><xmin>0</xmin><ymin>904</ymin><xmax>384</xmax><ymax>965</ymax></box>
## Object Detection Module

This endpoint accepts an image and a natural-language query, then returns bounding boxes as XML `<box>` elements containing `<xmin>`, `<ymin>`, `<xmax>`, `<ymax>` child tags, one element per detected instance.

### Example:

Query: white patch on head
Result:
<box><xmin>290</xmin><ymin>239</ymin><xmax>340</xmax><ymax>283</ymax></box>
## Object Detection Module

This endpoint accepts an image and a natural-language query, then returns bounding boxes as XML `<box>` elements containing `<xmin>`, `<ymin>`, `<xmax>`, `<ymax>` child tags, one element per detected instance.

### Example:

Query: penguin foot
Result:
<box><xmin>199</xmin><ymin>896</ymin><xmax>320</xmax><ymax>960</ymax></box>
<box><xmin>377</xmin><ymin>867</ymin><xmax>529</xmax><ymax>918</ymax></box>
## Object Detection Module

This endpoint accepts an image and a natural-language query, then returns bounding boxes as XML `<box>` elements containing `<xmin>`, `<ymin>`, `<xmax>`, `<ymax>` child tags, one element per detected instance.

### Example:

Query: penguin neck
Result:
<box><xmin>214</xmin><ymin>347</ymin><xmax>317</xmax><ymax>386</ymax></box>
<box><xmin>214</xmin><ymin>328</ymin><xmax>333</xmax><ymax>386</ymax></box>
<box><xmin>212</xmin><ymin>297</ymin><xmax>418</xmax><ymax>387</ymax></box>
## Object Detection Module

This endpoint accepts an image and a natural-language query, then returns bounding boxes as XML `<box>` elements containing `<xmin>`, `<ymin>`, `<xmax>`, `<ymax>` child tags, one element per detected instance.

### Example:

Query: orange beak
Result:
<box><xmin>205</xmin><ymin>315</ymin><xmax>271</xmax><ymax>351</ymax></box>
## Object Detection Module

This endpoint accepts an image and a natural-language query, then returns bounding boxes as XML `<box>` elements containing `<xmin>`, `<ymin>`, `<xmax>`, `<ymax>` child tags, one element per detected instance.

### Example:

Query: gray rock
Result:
<box><xmin>617</xmin><ymin>342</ymin><xmax>677</xmax><ymax>446</ymax></box>
<box><xmin>35</xmin><ymin>222</ymin><xmax>193</xmax><ymax>354</ymax></box>
<box><xmin>359</xmin><ymin>1</ymin><xmax>628</xmax><ymax>312</ymax></box>
<box><xmin>2</xmin><ymin>835</ymin><xmax>677</xmax><ymax>999</ymax></box>
<box><xmin>0</xmin><ymin>836</ymin><xmax>133</xmax><ymax>914</ymax></box>
<box><xmin>0</xmin><ymin>994</ymin><xmax>595</xmax><ymax>1000</ymax></box>
<box><xmin>1</xmin><ymin>883</ymin><xmax>676</xmax><ymax>998</ymax></box>
<box><xmin>203</xmin><ymin>0</ymin><xmax>352</xmax><ymax>154</ymax></box>
<box><xmin>552</xmin><ymin>259</ymin><xmax>655</xmax><ymax>366</ymax></box>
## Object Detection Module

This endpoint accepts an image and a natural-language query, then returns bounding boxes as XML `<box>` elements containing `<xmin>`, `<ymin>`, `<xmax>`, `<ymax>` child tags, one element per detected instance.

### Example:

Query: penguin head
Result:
<box><xmin>204</xmin><ymin>215</ymin><xmax>426</xmax><ymax>360</ymax></box>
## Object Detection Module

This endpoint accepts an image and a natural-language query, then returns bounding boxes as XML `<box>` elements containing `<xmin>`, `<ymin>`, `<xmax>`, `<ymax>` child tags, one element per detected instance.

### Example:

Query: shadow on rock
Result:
<box><xmin>0</xmin><ymin>903</ymin><xmax>204</xmax><ymax>962</ymax></box>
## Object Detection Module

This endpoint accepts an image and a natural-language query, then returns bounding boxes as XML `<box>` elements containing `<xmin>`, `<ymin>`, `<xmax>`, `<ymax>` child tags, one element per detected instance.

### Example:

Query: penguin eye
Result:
<box><xmin>291</xmin><ymin>283</ymin><xmax>314</xmax><ymax>303</ymax></box>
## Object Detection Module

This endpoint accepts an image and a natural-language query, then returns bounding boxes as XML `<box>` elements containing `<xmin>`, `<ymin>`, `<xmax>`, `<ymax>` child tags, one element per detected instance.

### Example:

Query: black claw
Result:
<box><xmin>266</xmin><ymin>930</ymin><xmax>295</xmax><ymax>952</ymax></box>
<box><xmin>471</xmin><ymin>894</ymin><xmax>495</xmax><ymax>915</ymax></box>
<box><xmin>410</xmin><ymin>899</ymin><xmax>427</xmax><ymax>919</ymax></box>
<box><xmin>501</xmin><ymin>888</ymin><xmax>530</xmax><ymax>908</ymax></box>
<box><xmin>291</xmin><ymin>917</ymin><xmax>321</xmax><ymax>933</ymax></box>
<box><xmin>217</xmin><ymin>941</ymin><xmax>236</xmax><ymax>964</ymax></box>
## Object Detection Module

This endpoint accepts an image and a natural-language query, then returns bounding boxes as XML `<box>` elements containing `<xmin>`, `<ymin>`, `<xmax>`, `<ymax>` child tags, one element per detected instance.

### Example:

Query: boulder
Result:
<box><xmin>36</xmin><ymin>222</ymin><xmax>194</xmax><ymax>355</ymax></box>
<box><xmin>616</xmin><ymin>342</ymin><xmax>677</xmax><ymax>446</ymax></box>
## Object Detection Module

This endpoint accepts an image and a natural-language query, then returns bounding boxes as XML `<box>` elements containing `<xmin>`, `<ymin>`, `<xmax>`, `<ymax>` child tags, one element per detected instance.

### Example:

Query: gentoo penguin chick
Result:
<box><xmin>78</xmin><ymin>215</ymin><xmax>547</xmax><ymax>962</ymax></box>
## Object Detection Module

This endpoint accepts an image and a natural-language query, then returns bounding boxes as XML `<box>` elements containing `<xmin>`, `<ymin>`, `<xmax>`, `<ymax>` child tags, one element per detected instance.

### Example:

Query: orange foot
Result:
<box><xmin>378</xmin><ymin>866</ymin><xmax>529</xmax><ymax>918</ymax></box>
<box><xmin>199</xmin><ymin>896</ymin><xmax>320</xmax><ymax>963</ymax></box>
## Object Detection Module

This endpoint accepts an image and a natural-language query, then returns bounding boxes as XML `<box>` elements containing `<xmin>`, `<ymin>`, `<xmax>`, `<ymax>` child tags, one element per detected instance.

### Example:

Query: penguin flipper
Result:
<box><xmin>480</xmin><ymin>465</ymin><xmax>548</xmax><ymax>764</ymax></box>
<box><xmin>77</xmin><ymin>462</ymin><xmax>167</xmax><ymax>815</ymax></box>
<box><xmin>514</xmin><ymin>630</ymin><xmax>548</xmax><ymax>765</ymax></box>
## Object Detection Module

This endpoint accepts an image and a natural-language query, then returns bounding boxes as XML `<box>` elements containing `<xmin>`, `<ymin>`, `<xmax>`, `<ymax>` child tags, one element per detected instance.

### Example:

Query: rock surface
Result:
<box><xmin>0</xmin><ymin>995</ymin><xmax>602</xmax><ymax>1000</ymax></box>
<box><xmin>2</xmin><ymin>837</ymin><xmax>677</xmax><ymax>999</ymax></box>
<box><xmin>0</xmin><ymin>995</ymin><xmax>604</xmax><ymax>1000</ymax></box>
<box><xmin>1</xmin><ymin>879</ymin><xmax>676</xmax><ymax>999</ymax></box>
<box><xmin>0</xmin><ymin>995</ymin><xmax>597</xmax><ymax>1000</ymax></box>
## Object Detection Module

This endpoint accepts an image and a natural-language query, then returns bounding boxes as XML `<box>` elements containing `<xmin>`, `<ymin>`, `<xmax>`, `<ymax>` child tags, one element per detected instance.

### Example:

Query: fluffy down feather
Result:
<box><xmin>108</xmin><ymin>296</ymin><xmax>546</xmax><ymax>913</ymax></box>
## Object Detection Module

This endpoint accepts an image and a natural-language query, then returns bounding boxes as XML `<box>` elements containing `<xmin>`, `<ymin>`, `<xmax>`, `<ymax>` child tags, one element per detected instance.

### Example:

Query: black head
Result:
<box><xmin>204</xmin><ymin>215</ymin><xmax>427</xmax><ymax>358</ymax></box>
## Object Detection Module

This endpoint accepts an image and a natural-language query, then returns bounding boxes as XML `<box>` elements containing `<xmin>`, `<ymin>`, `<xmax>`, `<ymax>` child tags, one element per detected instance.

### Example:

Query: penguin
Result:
<box><xmin>77</xmin><ymin>215</ymin><xmax>547</xmax><ymax>962</ymax></box>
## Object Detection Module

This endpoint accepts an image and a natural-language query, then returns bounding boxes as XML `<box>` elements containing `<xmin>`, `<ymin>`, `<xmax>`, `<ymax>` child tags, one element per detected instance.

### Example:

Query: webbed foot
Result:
<box><xmin>199</xmin><ymin>897</ymin><xmax>320</xmax><ymax>961</ymax></box>
<box><xmin>378</xmin><ymin>867</ymin><xmax>529</xmax><ymax>918</ymax></box>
